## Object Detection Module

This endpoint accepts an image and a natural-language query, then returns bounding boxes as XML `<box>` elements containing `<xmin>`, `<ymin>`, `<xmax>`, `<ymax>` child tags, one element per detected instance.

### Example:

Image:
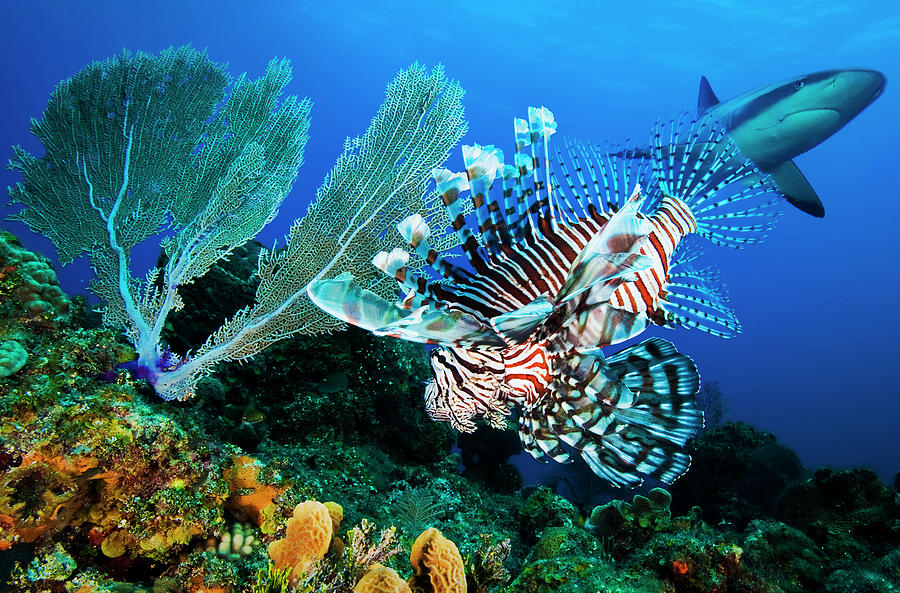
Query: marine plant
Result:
<box><xmin>393</xmin><ymin>488</ymin><xmax>443</xmax><ymax>535</ymax></box>
<box><xmin>464</xmin><ymin>534</ymin><xmax>511</xmax><ymax>593</ymax></box>
<box><xmin>6</xmin><ymin>45</ymin><xmax>466</xmax><ymax>401</ymax></box>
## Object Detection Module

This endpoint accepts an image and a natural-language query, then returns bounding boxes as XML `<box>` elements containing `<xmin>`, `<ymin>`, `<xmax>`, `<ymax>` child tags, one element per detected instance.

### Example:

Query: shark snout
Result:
<box><xmin>836</xmin><ymin>69</ymin><xmax>886</xmax><ymax>109</ymax></box>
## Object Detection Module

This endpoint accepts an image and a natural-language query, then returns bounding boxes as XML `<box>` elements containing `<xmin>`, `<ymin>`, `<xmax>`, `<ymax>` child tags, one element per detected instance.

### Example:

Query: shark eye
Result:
<box><xmin>794</xmin><ymin>79</ymin><xmax>808</xmax><ymax>90</ymax></box>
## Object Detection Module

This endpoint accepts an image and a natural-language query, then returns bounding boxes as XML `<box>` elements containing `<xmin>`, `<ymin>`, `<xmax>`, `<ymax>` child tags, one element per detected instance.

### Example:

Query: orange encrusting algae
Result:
<box><xmin>224</xmin><ymin>455</ymin><xmax>288</xmax><ymax>534</ymax></box>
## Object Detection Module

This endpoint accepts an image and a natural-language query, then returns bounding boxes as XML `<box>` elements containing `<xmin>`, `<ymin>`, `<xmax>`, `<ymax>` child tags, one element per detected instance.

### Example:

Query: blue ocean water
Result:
<box><xmin>1</xmin><ymin>0</ymin><xmax>897</xmax><ymax>482</ymax></box>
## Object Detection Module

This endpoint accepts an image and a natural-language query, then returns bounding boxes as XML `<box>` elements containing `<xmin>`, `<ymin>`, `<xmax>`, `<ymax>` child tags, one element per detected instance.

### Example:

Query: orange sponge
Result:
<box><xmin>324</xmin><ymin>501</ymin><xmax>344</xmax><ymax>534</ymax></box>
<box><xmin>268</xmin><ymin>501</ymin><xmax>333</xmax><ymax>580</ymax></box>
<box><xmin>409</xmin><ymin>528</ymin><xmax>467</xmax><ymax>593</ymax></box>
<box><xmin>354</xmin><ymin>564</ymin><xmax>412</xmax><ymax>593</ymax></box>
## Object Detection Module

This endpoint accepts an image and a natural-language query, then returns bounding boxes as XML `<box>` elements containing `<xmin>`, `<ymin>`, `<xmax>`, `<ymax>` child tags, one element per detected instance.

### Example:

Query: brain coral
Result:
<box><xmin>268</xmin><ymin>500</ymin><xmax>334</xmax><ymax>580</ymax></box>
<box><xmin>0</xmin><ymin>234</ymin><xmax>69</xmax><ymax>317</ymax></box>
<box><xmin>409</xmin><ymin>528</ymin><xmax>467</xmax><ymax>593</ymax></box>
<box><xmin>0</xmin><ymin>340</ymin><xmax>28</xmax><ymax>378</ymax></box>
<box><xmin>355</xmin><ymin>564</ymin><xmax>412</xmax><ymax>593</ymax></box>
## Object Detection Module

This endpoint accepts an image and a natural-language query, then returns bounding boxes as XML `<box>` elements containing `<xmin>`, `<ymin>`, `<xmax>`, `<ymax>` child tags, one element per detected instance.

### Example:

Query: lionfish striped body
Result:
<box><xmin>309</xmin><ymin>107</ymin><xmax>782</xmax><ymax>487</ymax></box>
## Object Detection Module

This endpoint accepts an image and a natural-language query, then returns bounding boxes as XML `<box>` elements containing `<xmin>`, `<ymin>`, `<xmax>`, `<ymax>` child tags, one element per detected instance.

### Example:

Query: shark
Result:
<box><xmin>698</xmin><ymin>69</ymin><xmax>885</xmax><ymax>217</ymax></box>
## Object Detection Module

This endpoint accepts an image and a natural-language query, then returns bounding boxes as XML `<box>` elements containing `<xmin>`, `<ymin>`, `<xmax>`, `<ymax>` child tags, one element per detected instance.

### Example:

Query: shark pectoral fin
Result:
<box><xmin>768</xmin><ymin>160</ymin><xmax>825</xmax><ymax>218</ymax></box>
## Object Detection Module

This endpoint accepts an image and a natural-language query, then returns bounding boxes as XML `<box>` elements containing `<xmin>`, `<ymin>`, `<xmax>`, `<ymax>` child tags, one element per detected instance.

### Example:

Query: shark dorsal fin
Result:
<box><xmin>698</xmin><ymin>76</ymin><xmax>720</xmax><ymax>111</ymax></box>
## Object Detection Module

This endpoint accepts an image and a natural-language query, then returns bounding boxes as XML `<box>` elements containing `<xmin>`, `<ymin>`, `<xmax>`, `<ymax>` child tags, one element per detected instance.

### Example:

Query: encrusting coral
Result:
<box><xmin>224</xmin><ymin>454</ymin><xmax>289</xmax><ymax>534</ymax></box>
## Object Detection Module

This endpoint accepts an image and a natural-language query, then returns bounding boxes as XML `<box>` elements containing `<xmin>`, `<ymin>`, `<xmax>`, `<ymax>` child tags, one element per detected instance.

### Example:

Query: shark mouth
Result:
<box><xmin>754</xmin><ymin>107</ymin><xmax>842</xmax><ymax>131</ymax></box>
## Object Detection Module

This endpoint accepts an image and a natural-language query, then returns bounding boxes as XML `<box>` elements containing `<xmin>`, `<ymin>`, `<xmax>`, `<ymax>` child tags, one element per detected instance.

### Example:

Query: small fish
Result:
<box><xmin>309</xmin><ymin>371</ymin><xmax>349</xmax><ymax>394</ymax></box>
<box><xmin>309</xmin><ymin>107</ymin><xmax>784</xmax><ymax>488</ymax></box>
<box><xmin>241</xmin><ymin>404</ymin><xmax>266</xmax><ymax>425</ymax></box>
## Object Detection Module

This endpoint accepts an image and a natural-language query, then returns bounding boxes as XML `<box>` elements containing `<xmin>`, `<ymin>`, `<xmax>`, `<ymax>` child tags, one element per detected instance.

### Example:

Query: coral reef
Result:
<box><xmin>517</xmin><ymin>487</ymin><xmax>580</xmax><ymax>545</ymax></box>
<box><xmin>0</xmin><ymin>341</ymin><xmax>27</xmax><ymax>379</ymax></box>
<box><xmin>670</xmin><ymin>421</ymin><xmax>808</xmax><ymax>528</ymax></box>
<box><xmin>1</xmin><ymin>236</ymin><xmax>898</xmax><ymax>593</ymax></box>
<box><xmin>777</xmin><ymin>467</ymin><xmax>900</xmax><ymax>561</ymax></box>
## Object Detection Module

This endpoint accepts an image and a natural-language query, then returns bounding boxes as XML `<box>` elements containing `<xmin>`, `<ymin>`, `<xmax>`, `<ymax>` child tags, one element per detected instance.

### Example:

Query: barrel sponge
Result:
<box><xmin>0</xmin><ymin>340</ymin><xmax>28</xmax><ymax>378</ymax></box>
<box><xmin>268</xmin><ymin>500</ymin><xmax>333</xmax><ymax>580</ymax></box>
<box><xmin>354</xmin><ymin>564</ymin><xmax>412</xmax><ymax>593</ymax></box>
<box><xmin>409</xmin><ymin>528</ymin><xmax>467</xmax><ymax>593</ymax></box>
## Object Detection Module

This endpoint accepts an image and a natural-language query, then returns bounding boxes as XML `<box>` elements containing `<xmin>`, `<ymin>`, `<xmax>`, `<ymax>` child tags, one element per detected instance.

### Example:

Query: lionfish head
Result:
<box><xmin>423</xmin><ymin>347</ymin><xmax>507</xmax><ymax>433</ymax></box>
<box><xmin>423</xmin><ymin>377</ymin><xmax>450</xmax><ymax>423</ymax></box>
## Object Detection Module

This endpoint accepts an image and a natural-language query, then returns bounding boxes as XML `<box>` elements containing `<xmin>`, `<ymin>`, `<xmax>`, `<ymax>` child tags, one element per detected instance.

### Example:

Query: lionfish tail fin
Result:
<box><xmin>651</xmin><ymin>111</ymin><xmax>783</xmax><ymax>249</ymax></box>
<box><xmin>519</xmin><ymin>337</ymin><xmax>702</xmax><ymax>488</ymax></box>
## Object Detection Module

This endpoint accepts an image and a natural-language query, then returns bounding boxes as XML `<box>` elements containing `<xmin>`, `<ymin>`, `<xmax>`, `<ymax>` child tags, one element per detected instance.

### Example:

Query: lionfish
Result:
<box><xmin>308</xmin><ymin>107</ymin><xmax>782</xmax><ymax>487</ymax></box>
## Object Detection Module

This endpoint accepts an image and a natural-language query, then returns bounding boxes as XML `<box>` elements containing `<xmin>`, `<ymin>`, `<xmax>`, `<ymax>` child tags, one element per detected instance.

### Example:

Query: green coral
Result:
<box><xmin>528</xmin><ymin>525</ymin><xmax>608</xmax><ymax>563</ymax></box>
<box><xmin>501</xmin><ymin>556</ymin><xmax>668</xmax><ymax>593</ymax></box>
<box><xmin>631</xmin><ymin>487</ymin><xmax>672</xmax><ymax>529</ymax></box>
<box><xmin>464</xmin><ymin>533</ymin><xmax>512</xmax><ymax>593</ymax></box>
<box><xmin>518</xmin><ymin>487</ymin><xmax>580</xmax><ymax>545</ymax></box>
<box><xmin>586</xmin><ymin>487</ymin><xmax>672</xmax><ymax>538</ymax></box>
<box><xmin>14</xmin><ymin>543</ymin><xmax>76</xmax><ymax>582</ymax></box>
<box><xmin>0</xmin><ymin>339</ymin><xmax>27</xmax><ymax>377</ymax></box>
<box><xmin>251</xmin><ymin>564</ymin><xmax>294</xmax><ymax>593</ymax></box>
<box><xmin>742</xmin><ymin>519</ymin><xmax>825</xmax><ymax>592</ymax></box>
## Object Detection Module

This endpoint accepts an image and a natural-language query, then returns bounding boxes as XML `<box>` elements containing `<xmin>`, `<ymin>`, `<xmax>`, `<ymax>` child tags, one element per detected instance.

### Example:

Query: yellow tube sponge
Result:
<box><xmin>268</xmin><ymin>500</ymin><xmax>333</xmax><ymax>580</ymax></box>
<box><xmin>409</xmin><ymin>528</ymin><xmax>467</xmax><ymax>593</ymax></box>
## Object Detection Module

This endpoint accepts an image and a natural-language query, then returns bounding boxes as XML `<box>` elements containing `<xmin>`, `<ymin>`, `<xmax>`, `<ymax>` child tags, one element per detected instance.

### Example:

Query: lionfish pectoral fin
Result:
<box><xmin>552</xmin><ymin>300</ymin><xmax>649</xmax><ymax>352</ymax></box>
<box><xmin>556</xmin><ymin>252</ymin><xmax>654</xmax><ymax>304</ymax></box>
<box><xmin>307</xmin><ymin>273</ymin><xmax>403</xmax><ymax>332</ymax></box>
<box><xmin>373</xmin><ymin>305</ymin><xmax>506</xmax><ymax>347</ymax></box>
<box><xmin>661</xmin><ymin>238</ymin><xmax>741</xmax><ymax>338</ymax></box>
<box><xmin>522</xmin><ymin>338</ymin><xmax>702</xmax><ymax>488</ymax></box>
<box><xmin>652</xmin><ymin>112</ymin><xmax>783</xmax><ymax>248</ymax></box>
<box><xmin>307</xmin><ymin>275</ymin><xmax>505</xmax><ymax>347</ymax></box>
<box><xmin>490</xmin><ymin>296</ymin><xmax>554</xmax><ymax>344</ymax></box>
<box><xmin>556</xmin><ymin>188</ymin><xmax>653</xmax><ymax>303</ymax></box>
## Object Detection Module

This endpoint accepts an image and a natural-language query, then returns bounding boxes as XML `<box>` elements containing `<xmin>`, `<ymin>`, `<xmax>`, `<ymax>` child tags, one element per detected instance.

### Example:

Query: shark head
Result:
<box><xmin>712</xmin><ymin>69</ymin><xmax>885</xmax><ymax>169</ymax></box>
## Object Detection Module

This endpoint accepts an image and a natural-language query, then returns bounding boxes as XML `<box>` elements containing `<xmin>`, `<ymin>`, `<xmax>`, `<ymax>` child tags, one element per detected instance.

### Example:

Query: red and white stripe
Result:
<box><xmin>610</xmin><ymin>195</ymin><xmax>697</xmax><ymax>316</ymax></box>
